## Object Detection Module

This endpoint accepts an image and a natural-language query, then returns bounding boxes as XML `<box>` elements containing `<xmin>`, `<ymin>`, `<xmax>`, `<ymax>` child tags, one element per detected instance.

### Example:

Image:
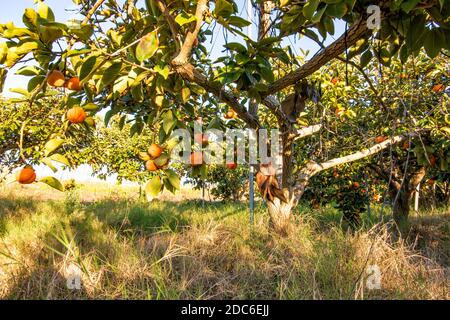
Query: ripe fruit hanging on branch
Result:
<box><xmin>224</xmin><ymin>109</ymin><xmax>237</xmax><ymax>119</ymax></box>
<box><xmin>226</xmin><ymin>162</ymin><xmax>237</xmax><ymax>170</ymax></box>
<box><xmin>331</xmin><ymin>77</ymin><xmax>339</xmax><ymax>85</ymax></box>
<box><xmin>65</xmin><ymin>77</ymin><xmax>83</xmax><ymax>91</ymax></box>
<box><xmin>16</xmin><ymin>166</ymin><xmax>36</xmax><ymax>184</ymax></box>
<box><xmin>47</xmin><ymin>70</ymin><xmax>65</xmax><ymax>87</ymax></box>
<box><xmin>148</xmin><ymin>143</ymin><xmax>163</xmax><ymax>159</ymax></box>
<box><xmin>190</xmin><ymin>151</ymin><xmax>203</xmax><ymax>166</ymax></box>
<box><xmin>145</xmin><ymin>159</ymin><xmax>158</xmax><ymax>172</ymax></box>
<box><xmin>67</xmin><ymin>106</ymin><xmax>87</xmax><ymax>124</ymax></box>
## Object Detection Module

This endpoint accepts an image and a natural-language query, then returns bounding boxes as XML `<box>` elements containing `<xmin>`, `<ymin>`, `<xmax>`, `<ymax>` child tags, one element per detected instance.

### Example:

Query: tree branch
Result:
<box><xmin>294</xmin><ymin>124</ymin><xmax>322</xmax><ymax>139</ymax></box>
<box><xmin>264</xmin><ymin>17</ymin><xmax>370</xmax><ymax>96</ymax></box>
<box><xmin>293</xmin><ymin>134</ymin><xmax>409</xmax><ymax>200</ymax></box>
<box><xmin>171</xmin><ymin>0</ymin><xmax>208</xmax><ymax>66</ymax></box>
<box><xmin>154</xmin><ymin>0</ymin><xmax>181</xmax><ymax>51</ymax></box>
<box><xmin>174</xmin><ymin>63</ymin><xmax>260</xmax><ymax>129</ymax></box>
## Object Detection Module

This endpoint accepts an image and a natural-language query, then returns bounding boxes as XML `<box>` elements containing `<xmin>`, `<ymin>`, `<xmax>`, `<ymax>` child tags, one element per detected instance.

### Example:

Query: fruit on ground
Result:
<box><xmin>145</xmin><ymin>160</ymin><xmax>158</xmax><ymax>172</ymax></box>
<box><xmin>432</xmin><ymin>84</ymin><xmax>444</xmax><ymax>93</ymax></box>
<box><xmin>226</xmin><ymin>162</ymin><xmax>237</xmax><ymax>170</ymax></box>
<box><xmin>67</xmin><ymin>107</ymin><xmax>87</xmax><ymax>124</ymax></box>
<box><xmin>194</xmin><ymin>133</ymin><xmax>208</xmax><ymax>146</ymax></box>
<box><xmin>333</xmin><ymin>170</ymin><xmax>339</xmax><ymax>178</ymax></box>
<box><xmin>148</xmin><ymin>143</ymin><xmax>163</xmax><ymax>159</ymax></box>
<box><xmin>190</xmin><ymin>151</ymin><xmax>203</xmax><ymax>166</ymax></box>
<box><xmin>427</xmin><ymin>179</ymin><xmax>435</xmax><ymax>185</ymax></box>
<box><xmin>352</xmin><ymin>181</ymin><xmax>360</xmax><ymax>188</ymax></box>
<box><xmin>16</xmin><ymin>166</ymin><xmax>36</xmax><ymax>184</ymax></box>
<box><xmin>47</xmin><ymin>70</ymin><xmax>65</xmax><ymax>87</ymax></box>
<box><xmin>65</xmin><ymin>77</ymin><xmax>83</xmax><ymax>91</ymax></box>
<box><xmin>375</xmin><ymin>136</ymin><xmax>387</xmax><ymax>144</ymax></box>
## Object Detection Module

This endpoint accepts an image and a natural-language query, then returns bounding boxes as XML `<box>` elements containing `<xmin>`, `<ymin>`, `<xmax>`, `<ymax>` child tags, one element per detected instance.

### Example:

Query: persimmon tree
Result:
<box><xmin>1</xmin><ymin>0</ymin><xmax>449</xmax><ymax>233</ymax></box>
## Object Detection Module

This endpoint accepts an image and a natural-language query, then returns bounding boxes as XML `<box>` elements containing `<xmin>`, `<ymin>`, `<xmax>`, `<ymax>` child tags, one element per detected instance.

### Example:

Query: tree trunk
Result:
<box><xmin>267</xmin><ymin>123</ymin><xmax>295</xmax><ymax>234</ymax></box>
<box><xmin>267</xmin><ymin>198</ymin><xmax>293</xmax><ymax>235</ymax></box>
<box><xmin>390</xmin><ymin>186</ymin><xmax>411</xmax><ymax>226</ymax></box>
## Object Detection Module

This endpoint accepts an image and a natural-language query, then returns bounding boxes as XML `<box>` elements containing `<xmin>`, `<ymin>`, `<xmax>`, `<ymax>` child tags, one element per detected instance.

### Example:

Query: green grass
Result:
<box><xmin>0</xmin><ymin>187</ymin><xmax>448</xmax><ymax>300</ymax></box>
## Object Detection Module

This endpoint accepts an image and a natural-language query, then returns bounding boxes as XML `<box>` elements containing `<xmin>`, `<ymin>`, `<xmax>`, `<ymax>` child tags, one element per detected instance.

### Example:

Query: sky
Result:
<box><xmin>1</xmin><ymin>0</ymin><xmax>345</xmax><ymax>183</ymax></box>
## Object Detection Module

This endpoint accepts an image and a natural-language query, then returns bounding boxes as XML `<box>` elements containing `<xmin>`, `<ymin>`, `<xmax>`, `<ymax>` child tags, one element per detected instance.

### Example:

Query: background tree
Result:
<box><xmin>1</xmin><ymin>0</ymin><xmax>449</xmax><ymax>233</ymax></box>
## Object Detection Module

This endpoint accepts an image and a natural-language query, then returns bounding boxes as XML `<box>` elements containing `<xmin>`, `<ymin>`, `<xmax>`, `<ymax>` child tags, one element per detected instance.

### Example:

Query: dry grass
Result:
<box><xmin>0</xmin><ymin>184</ymin><xmax>448</xmax><ymax>300</ymax></box>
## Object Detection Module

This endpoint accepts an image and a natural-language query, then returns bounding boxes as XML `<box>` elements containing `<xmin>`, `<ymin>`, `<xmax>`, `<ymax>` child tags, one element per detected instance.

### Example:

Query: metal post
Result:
<box><xmin>247</xmin><ymin>0</ymin><xmax>254</xmax><ymax>225</ymax></box>
<box><xmin>414</xmin><ymin>183</ymin><xmax>420</xmax><ymax>212</ymax></box>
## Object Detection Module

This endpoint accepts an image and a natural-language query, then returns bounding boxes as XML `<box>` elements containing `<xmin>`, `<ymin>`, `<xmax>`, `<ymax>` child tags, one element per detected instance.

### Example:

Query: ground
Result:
<box><xmin>0</xmin><ymin>182</ymin><xmax>448</xmax><ymax>299</ymax></box>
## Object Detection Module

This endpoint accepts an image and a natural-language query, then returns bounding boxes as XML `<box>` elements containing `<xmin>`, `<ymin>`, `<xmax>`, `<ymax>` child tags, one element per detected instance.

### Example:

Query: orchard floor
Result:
<box><xmin>0</xmin><ymin>183</ymin><xmax>448</xmax><ymax>299</ymax></box>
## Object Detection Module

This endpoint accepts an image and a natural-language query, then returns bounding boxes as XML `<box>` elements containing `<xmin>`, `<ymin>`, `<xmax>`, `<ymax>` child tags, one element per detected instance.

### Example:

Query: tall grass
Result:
<box><xmin>0</xmin><ymin>189</ymin><xmax>448</xmax><ymax>299</ymax></box>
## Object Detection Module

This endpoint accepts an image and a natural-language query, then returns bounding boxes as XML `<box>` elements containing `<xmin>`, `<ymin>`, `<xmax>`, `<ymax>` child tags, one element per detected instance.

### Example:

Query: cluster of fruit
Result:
<box><xmin>47</xmin><ymin>70</ymin><xmax>92</xmax><ymax>126</ymax></box>
<box><xmin>139</xmin><ymin>143</ymin><xmax>170</xmax><ymax>172</ymax></box>
<box><xmin>47</xmin><ymin>70</ymin><xmax>83</xmax><ymax>91</ymax></box>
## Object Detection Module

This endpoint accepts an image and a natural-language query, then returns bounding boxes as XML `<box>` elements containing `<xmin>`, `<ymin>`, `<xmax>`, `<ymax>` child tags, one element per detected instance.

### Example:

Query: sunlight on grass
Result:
<box><xmin>0</xmin><ymin>185</ymin><xmax>448</xmax><ymax>299</ymax></box>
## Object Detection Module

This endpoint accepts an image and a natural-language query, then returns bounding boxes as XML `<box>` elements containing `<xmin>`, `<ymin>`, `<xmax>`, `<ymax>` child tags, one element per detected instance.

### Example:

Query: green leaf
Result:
<box><xmin>40</xmin><ymin>176</ymin><xmax>64</xmax><ymax>191</ymax></box>
<box><xmin>224</xmin><ymin>42</ymin><xmax>247</xmax><ymax>53</ymax></box>
<box><xmin>69</xmin><ymin>25</ymin><xmax>93</xmax><ymax>41</ymax></box>
<box><xmin>27</xmin><ymin>75</ymin><xmax>45</xmax><ymax>92</ymax></box>
<box><xmin>360</xmin><ymin>50</ymin><xmax>373</xmax><ymax>68</ymax></box>
<box><xmin>100</xmin><ymin>62</ymin><xmax>122</xmax><ymax>90</ymax></box>
<box><xmin>41</xmin><ymin>157</ymin><xmax>57</xmax><ymax>173</ymax></box>
<box><xmin>154</xmin><ymin>64</ymin><xmax>170</xmax><ymax>79</ymax></box>
<box><xmin>401</xmin><ymin>0</ymin><xmax>421</xmax><ymax>13</ymax></box>
<box><xmin>83</xmin><ymin>103</ymin><xmax>100</xmax><ymax>111</ymax></box>
<box><xmin>49</xmin><ymin>153</ymin><xmax>70</xmax><ymax>166</ymax></box>
<box><xmin>164</xmin><ymin>169</ymin><xmax>180</xmax><ymax>190</ymax></box>
<box><xmin>326</xmin><ymin>3</ymin><xmax>347</xmax><ymax>18</ymax></box>
<box><xmin>0</xmin><ymin>68</ymin><xmax>7</xmax><ymax>92</ymax></box>
<box><xmin>181</xmin><ymin>87</ymin><xmax>190</xmax><ymax>103</ymax></box>
<box><xmin>37</xmin><ymin>1</ymin><xmax>55</xmax><ymax>21</ymax></box>
<box><xmin>175</xmin><ymin>11</ymin><xmax>197</xmax><ymax>26</ymax></box>
<box><xmin>424</xmin><ymin>29</ymin><xmax>444</xmax><ymax>58</ymax></box>
<box><xmin>15</xmin><ymin>65</ymin><xmax>42</xmax><ymax>76</ymax></box>
<box><xmin>79</xmin><ymin>55</ymin><xmax>98</xmax><ymax>82</ymax></box>
<box><xmin>136</xmin><ymin>30</ymin><xmax>159</xmax><ymax>63</ymax></box>
<box><xmin>303</xmin><ymin>0</ymin><xmax>320</xmax><ymax>20</ymax></box>
<box><xmin>44</xmin><ymin>137</ymin><xmax>64</xmax><ymax>156</ymax></box>
<box><xmin>162</xmin><ymin>110</ymin><xmax>177</xmax><ymax>134</ymax></box>
<box><xmin>9</xmin><ymin>88</ymin><xmax>29</xmax><ymax>97</ymax></box>
<box><xmin>214</xmin><ymin>0</ymin><xmax>235</xmax><ymax>18</ymax></box>
<box><xmin>145</xmin><ymin>176</ymin><xmax>162</xmax><ymax>198</ymax></box>
<box><xmin>227</xmin><ymin>16</ymin><xmax>251</xmax><ymax>28</ymax></box>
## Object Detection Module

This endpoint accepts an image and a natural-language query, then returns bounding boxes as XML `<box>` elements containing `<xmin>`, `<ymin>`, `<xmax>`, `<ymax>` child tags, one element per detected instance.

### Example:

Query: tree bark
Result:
<box><xmin>267</xmin><ymin>197</ymin><xmax>293</xmax><ymax>235</ymax></box>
